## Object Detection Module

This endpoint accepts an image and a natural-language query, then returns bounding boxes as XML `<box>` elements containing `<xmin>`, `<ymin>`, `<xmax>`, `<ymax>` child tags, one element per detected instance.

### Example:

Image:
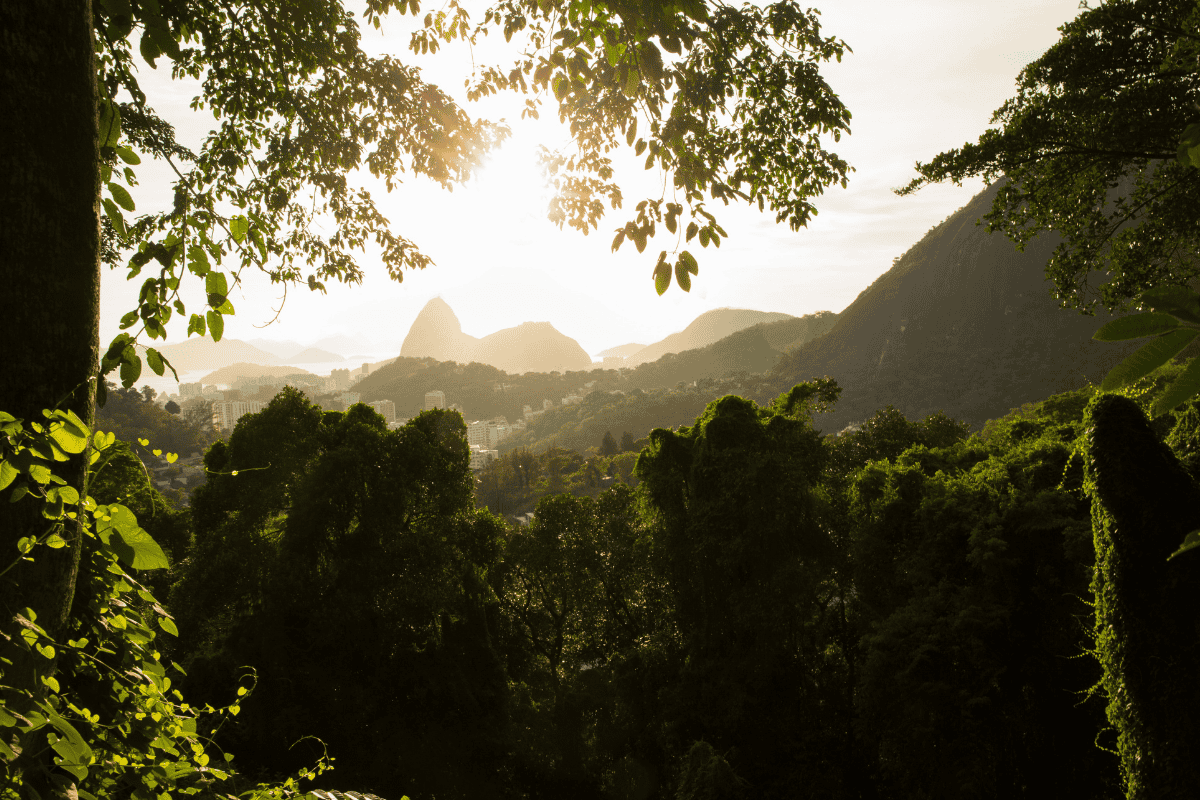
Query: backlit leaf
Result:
<box><xmin>1151</xmin><ymin>351</ymin><xmax>1200</xmax><ymax>417</ymax></box>
<box><xmin>207</xmin><ymin>310</ymin><xmax>224</xmax><ymax>342</ymax></box>
<box><xmin>1100</xmin><ymin>328</ymin><xmax>1199</xmax><ymax>391</ymax></box>
<box><xmin>107</xmin><ymin>182</ymin><xmax>135</xmax><ymax>212</ymax></box>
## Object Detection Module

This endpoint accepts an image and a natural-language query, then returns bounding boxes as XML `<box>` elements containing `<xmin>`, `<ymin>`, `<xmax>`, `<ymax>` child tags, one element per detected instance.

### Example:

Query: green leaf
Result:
<box><xmin>0</xmin><ymin>460</ymin><xmax>17</xmax><ymax>492</ymax></box>
<box><xmin>207</xmin><ymin>310</ymin><xmax>224</xmax><ymax>342</ymax></box>
<box><xmin>675</xmin><ymin>260</ymin><xmax>692</xmax><ymax>292</ymax></box>
<box><xmin>1100</xmin><ymin>328</ymin><xmax>1200</xmax><ymax>391</ymax></box>
<box><xmin>679</xmin><ymin>250</ymin><xmax>698</xmax><ymax>275</ymax></box>
<box><xmin>159</xmin><ymin>616</ymin><xmax>179</xmax><ymax>636</ymax></box>
<box><xmin>1151</xmin><ymin>350</ymin><xmax>1200</xmax><ymax>417</ymax></box>
<box><xmin>653</xmin><ymin>255</ymin><xmax>670</xmax><ymax>296</ymax></box>
<box><xmin>119</xmin><ymin>348</ymin><xmax>142</xmax><ymax>388</ymax></box>
<box><xmin>230</xmin><ymin>215</ymin><xmax>248</xmax><ymax>243</ymax></box>
<box><xmin>95</xmin><ymin>504</ymin><xmax>169</xmax><ymax>570</ymax></box>
<box><xmin>98</xmin><ymin>100</ymin><xmax>121</xmax><ymax>148</ymax></box>
<box><xmin>188</xmin><ymin>313</ymin><xmax>207</xmax><ymax>338</ymax></box>
<box><xmin>205</xmin><ymin>271</ymin><xmax>228</xmax><ymax>297</ymax></box>
<box><xmin>102</xmin><ymin>198</ymin><xmax>128</xmax><ymax>236</ymax></box>
<box><xmin>146</xmin><ymin>348</ymin><xmax>165</xmax><ymax>377</ymax></box>
<box><xmin>107</xmin><ymin>182</ymin><xmax>135</xmax><ymax>212</ymax></box>
<box><xmin>1139</xmin><ymin>285</ymin><xmax>1200</xmax><ymax>324</ymax></box>
<box><xmin>140</xmin><ymin>30</ymin><xmax>162</xmax><ymax>66</ymax></box>
<box><xmin>1168</xmin><ymin>529</ymin><xmax>1200</xmax><ymax>560</ymax></box>
<box><xmin>115</xmin><ymin>145</ymin><xmax>141</xmax><ymax>165</ymax></box>
<box><xmin>48</xmin><ymin>410</ymin><xmax>89</xmax><ymax>455</ymax></box>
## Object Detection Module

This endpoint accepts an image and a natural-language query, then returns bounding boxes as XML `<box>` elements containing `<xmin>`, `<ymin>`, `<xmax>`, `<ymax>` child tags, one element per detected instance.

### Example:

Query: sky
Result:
<box><xmin>100</xmin><ymin>0</ymin><xmax>1086</xmax><ymax>366</ymax></box>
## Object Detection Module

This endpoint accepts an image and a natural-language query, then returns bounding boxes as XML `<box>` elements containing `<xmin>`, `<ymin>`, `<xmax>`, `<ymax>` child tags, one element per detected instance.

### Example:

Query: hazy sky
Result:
<box><xmin>101</xmin><ymin>0</ymin><xmax>1085</xmax><ymax>360</ymax></box>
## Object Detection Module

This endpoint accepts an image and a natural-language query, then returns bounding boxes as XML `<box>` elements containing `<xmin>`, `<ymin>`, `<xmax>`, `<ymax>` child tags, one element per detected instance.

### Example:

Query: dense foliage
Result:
<box><xmin>133</xmin><ymin>365</ymin><xmax>1199</xmax><ymax>799</ymax></box>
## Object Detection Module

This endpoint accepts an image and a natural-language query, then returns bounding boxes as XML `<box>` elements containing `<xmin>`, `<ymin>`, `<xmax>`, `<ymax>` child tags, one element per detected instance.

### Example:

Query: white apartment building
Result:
<box><xmin>425</xmin><ymin>390</ymin><xmax>446</xmax><ymax>411</ymax></box>
<box><xmin>467</xmin><ymin>417</ymin><xmax>512</xmax><ymax>450</ymax></box>
<box><xmin>211</xmin><ymin>400</ymin><xmax>267</xmax><ymax>432</ymax></box>
<box><xmin>180</xmin><ymin>382</ymin><xmax>202</xmax><ymax>397</ymax></box>
<box><xmin>469</xmin><ymin>445</ymin><xmax>499</xmax><ymax>471</ymax></box>
<box><xmin>367</xmin><ymin>399</ymin><xmax>396</xmax><ymax>422</ymax></box>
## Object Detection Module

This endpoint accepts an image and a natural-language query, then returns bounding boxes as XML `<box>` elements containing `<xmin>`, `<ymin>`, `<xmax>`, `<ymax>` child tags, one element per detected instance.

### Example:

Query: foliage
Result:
<box><xmin>632</xmin><ymin>386</ymin><xmax>848</xmax><ymax>796</ymax></box>
<box><xmin>495</xmin><ymin>485</ymin><xmax>666</xmax><ymax>793</ymax></box>
<box><xmin>95</xmin><ymin>382</ymin><xmax>216</xmax><ymax>462</ymax></box>
<box><xmin>1092</xmin><ymin>284</ymin><xmax>1200</xmax><ymax>419</ymax></box>
<box><xmin>173</xmin><ymin>402</ymin><xmax>513</xmax><ymax>797</ymax></box>
<box><xmin>1081</xmin><ymin>392</ymin><xmax>1200</xmax><ymax>799</ymax></box>
<box><xmin>846</xmin><ymin>396</ymin><xmax>1115</xmax><ymax>798</ymax></box>
<box><xmin>0</xmin><ymin>408</ymin><xmax>333</xmax><ymax>798</ymax></box>
<box><xmin>88</xmin><ymin>0</ymin><xmax>858</xmax><ymax>394</ymax></box>
<box><xmin>897</xmin><ymin>0</ymin><xmax>1200</xmax><ymax>315</ymax></box>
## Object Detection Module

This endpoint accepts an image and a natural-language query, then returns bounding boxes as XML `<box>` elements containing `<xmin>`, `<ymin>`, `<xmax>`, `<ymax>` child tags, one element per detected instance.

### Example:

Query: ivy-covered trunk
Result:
<box><xmin>0</xmin><ymin>0</ymin><xmax>101</xmax><ymax>787</ymax></box>
<box><xmin>1083</xmin><ymin>393</ymin><xmax>1200</xmax><ymax>799</ymax></box>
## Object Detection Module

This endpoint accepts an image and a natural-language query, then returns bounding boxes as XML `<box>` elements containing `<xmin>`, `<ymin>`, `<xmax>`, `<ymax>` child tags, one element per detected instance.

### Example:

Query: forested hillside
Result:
<box><xmin>766</xmin><ymin>180</ymin><xmax>1147</xmax><ymax>433</ymax></box>
<box><xmin>150</xmin><ymin>365</ymin><xmax>1200</xmax><ymax>799</ymax></box>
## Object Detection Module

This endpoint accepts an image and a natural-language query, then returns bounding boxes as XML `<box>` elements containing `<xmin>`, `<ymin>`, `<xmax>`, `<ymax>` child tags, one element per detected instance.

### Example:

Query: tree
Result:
<box><xmin>896</xmin><ymin>1</ymin><xmax>1200</xmax><ymax>422</ymax></box>
<box><xmin>164</xmin><ymin>399</ymin><xmax>181</xmax><ymax>414</ymax></box>
<box><xmin>632</xmin><ymin>383</ymin><xmax>848</xmax><ymax>796</ymax></box>
<box><xmin>1082</xmin><ymin>393</ymin><xmax>1200</xmax><ymax>798</ymax></box>
<box><xmin>620</xmin><ymin>430</ymin><xmax>636</xmax><ymax>452</ymax></box>
<box><xmin>3</xmin><ymin>0</ymin><xmax>856</xmax><ymax>792</ymax></box>
<box><xmin>599</xmin><ymin>430</ymin><xmax>619</xmax><ymax>456</ymax></box>
<box><xmin>898</xmin><ymin>0</ymin><xmax>1200</xmax><ymax>316</ymax></box>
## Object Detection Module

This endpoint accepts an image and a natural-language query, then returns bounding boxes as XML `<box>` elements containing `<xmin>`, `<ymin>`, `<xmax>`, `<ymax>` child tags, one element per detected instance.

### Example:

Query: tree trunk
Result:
<box><xmin>0</xmin><ymin>0</ymin><xmax>100</xmax><ymax>788</ymax></box>
<box><xmin>1084</xmin><ymin>393</ymin><xmax>1200</xmax><ymax>799</ymax></box>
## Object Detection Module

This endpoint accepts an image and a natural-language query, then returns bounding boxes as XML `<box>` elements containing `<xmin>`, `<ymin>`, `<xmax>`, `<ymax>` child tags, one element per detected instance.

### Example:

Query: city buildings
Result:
<box><xmin>425</xmin><ymin>390</ymin><xmax>446</xmax><ymax>411</ymax></box>
<box><xmin>211</xmin><ymin>400</ymin><xmax>267</xmax><ymax>432</ymax></box>
<box><xmin>469</xmin><ymin>444</ymin><xmax>499</xmax><ymax>471</ymax></box>
<box><xmin>367</xmin><ymin>399</ymin><xmax>396</xmax><ymax>423</ymax></box>
<box><xmin>467</xmin><ymin>416</ymin><xmax>512</xmax><ymax>450</ymax></box>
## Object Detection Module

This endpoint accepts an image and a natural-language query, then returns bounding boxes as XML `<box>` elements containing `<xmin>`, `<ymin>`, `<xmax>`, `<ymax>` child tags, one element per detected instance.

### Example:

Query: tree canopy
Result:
<box><xmin>93</xmin><ymin>0</ymin><xmax>853</xmax><ymax>390</ymax></box>
<box><xmin>898</xmin><ymin>0</ymin><xmax>1200</xmax><ymax>315</ymax></box>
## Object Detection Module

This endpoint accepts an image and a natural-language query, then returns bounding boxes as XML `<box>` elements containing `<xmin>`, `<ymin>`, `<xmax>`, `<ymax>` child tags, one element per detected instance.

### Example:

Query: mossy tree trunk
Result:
<box><xmin>1083</xmin><ymin>393</ymin><xmax>1200</xmax><ymax>799</ymax></box>
<box><xmin>0</xmin><ymin>0</ymin><xmax>100</xmax><ymax>788</ymax></box>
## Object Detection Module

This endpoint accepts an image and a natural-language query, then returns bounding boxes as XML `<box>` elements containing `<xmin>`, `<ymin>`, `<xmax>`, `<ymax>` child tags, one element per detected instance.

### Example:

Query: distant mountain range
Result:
<box><xmin>624</xmin><ymin>308</ymin><xmax>798</xmax><ymax>366</ymax></box>
<box><xmin>199</xmin><ymin>363</ymin><xmax>316</xmax><ymax>385</ymax></box>
<box><xmin>596</xmin><ymin>343</ymin><xmax>647</xmax><ymax>359</ymax></box>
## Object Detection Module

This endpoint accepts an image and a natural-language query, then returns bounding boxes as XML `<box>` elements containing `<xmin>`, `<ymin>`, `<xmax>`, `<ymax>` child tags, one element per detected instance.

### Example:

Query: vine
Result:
<box><xmin>0</xmin><ymin>407</ymin><xmax>331</xmax><ymax>798</ymax></box>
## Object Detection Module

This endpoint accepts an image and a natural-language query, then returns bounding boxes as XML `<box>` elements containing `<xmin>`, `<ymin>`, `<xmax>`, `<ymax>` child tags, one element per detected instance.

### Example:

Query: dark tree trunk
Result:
<box><xmin>0</xmin><ymin>0</ymin><xmax>100</xmax><ymax>788</ymax></box>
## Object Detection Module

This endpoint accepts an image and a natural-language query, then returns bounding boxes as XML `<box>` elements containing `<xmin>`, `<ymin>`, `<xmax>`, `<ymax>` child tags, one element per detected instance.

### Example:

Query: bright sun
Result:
<box><xmin>468</xmin><ymin>141</ymin><xmax>554</xmax><ymax>226</ymax></box>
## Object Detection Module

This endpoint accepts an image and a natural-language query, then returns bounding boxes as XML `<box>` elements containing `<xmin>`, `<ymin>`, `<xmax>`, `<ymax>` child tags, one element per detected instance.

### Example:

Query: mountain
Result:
<box><xmin>199</xmin><ymin>363</ymin><xmax>316</xmax><ymax>385</ymax></box>
<box><xmin>626</xmin><ymin>308</ymin><xmax>797</xmax><ymax>366</ymax></box>
<box><xmin>244</xmin><ymin>338</ymin><xmax>306</xmax><ymax>360</ymax></box>
<box><xmin>625</xmin><ymin>311</ymin><xmax>840</xmax><ymax>389</ymax></box>
<box><xmin>156</xmin><ymin>338</ymin><xmax>282</xmax><ymax>373</ymax></box>
<box><xmin>399</xmin><ymin>297</ymin><xmax>480</xmax><ymax>363</ymax></box>
<box><xmin>769</xmin><ymin>179</ymin><xmax>1146</xmax><ymax>434</ymax></box>
<box><xmin>472</xmin><ymin>321</ymin><xmax>594</xmax><ymax>374</ymax></box>
<box><xmin>596</xmin><ymin>343</ymin><xmax>647</xmax><ymax>359</ymax></box>
<box><xmin>286</xmin><ymin>348</ymin><xmax>344</xmax><ymax>364</ymax></box>
<box><xmin>400</xmin><ymin>298</ymin><xmax>592</xmax><ymax>374</ymax></box>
